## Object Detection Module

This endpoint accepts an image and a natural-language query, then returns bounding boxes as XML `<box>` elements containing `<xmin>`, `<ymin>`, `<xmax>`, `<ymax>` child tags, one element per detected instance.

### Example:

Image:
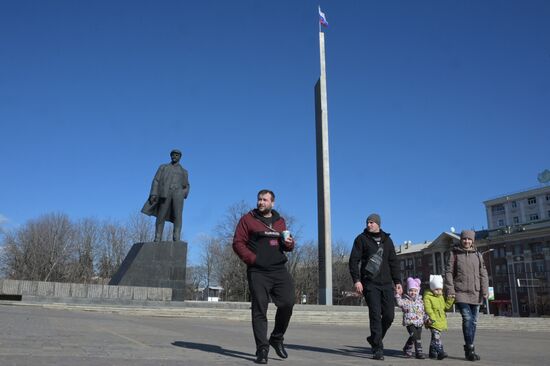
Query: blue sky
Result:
<box><xmin>1</xmin><ymin>1</ymin><xmax>549</xmax><ymax>264</ymax></box>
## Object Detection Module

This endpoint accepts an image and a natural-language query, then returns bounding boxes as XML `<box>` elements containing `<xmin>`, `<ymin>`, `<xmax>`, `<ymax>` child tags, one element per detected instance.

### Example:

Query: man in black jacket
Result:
<box><xmin>349</xmin><ymin>213</ymin><xmax>402</xmax><ymax>360</ymax></box>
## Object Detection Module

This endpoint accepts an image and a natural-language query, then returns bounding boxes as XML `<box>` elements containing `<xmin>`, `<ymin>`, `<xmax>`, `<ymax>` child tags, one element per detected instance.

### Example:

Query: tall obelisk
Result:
<box><xmin>315</xmin><ymin>30</ymin><xmax>333</xmax><ymax>305</ymax></box>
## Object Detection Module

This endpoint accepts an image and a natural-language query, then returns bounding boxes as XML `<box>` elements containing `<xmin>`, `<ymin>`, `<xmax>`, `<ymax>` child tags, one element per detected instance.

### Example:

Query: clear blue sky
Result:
<box><xmin>1</xmin><ymin>1</ymin><xmax>549</xmax><ymax>264</ymax></box>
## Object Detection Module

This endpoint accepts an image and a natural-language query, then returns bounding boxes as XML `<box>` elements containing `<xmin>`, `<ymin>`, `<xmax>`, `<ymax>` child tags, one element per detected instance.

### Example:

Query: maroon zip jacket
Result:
<box><xmin>233</xmin><ymin>209</ymin><xmax>295</xmax><ymax>271</ymax></box>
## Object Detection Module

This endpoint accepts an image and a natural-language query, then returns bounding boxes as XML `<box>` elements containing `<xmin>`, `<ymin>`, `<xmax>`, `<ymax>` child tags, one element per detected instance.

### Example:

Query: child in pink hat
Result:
<box><xmin>395</xmin><ymin>277</ymin><xmax>427</xmax><ymax>358</ymax></box>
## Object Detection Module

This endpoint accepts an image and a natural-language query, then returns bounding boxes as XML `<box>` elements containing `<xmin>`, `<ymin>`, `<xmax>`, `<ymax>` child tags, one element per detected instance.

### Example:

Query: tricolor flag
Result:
<box><xmin>318</xmin><ymin>6</ymin><xmax>328</xmax><ymax>27</ymax></box>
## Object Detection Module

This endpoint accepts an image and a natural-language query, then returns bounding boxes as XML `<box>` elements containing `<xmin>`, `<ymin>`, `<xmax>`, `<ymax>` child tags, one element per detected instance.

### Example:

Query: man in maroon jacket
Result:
<box><xmin>233</xmin><ymin>189</ymin><xmax>296</xmax><ymax>364</ymax></box>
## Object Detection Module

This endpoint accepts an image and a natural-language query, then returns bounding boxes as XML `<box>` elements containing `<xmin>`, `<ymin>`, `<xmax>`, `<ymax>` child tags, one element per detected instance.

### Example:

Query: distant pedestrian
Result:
<box><xmin>395</xmin><ymin>277</ymin><xmax>426</xmax><ymax>359</ymax></box>
<box><xmin>444</xmin><ymin>230</ymin><xmax>488</xmax><ymax>361</ymax></box>
<box><xmin>232</xmin><ymin>189</ymin><xmax>296</xmax><ymax>364</ymax></box>
<box><xmin>349</xmin><ymin>213</ymin><xmax>402</xmax><ymax>360</ymax></box>
<box><xmin>423</xmin><ymin>274</ymin><xmax>455</xmax><ymax>360</ymax></box>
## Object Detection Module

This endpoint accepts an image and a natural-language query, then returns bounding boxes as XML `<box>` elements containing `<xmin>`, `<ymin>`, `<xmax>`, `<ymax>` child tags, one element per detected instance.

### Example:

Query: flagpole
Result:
<box><xmin>315</xmin><ymin>8</ymin><xmax>333</xmax><ymax>306</ymax></box>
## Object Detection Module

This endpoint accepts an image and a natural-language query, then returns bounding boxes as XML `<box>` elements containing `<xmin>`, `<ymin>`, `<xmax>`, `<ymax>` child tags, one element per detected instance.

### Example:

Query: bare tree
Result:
<box><xmin>127</xmin><ymin>212</ymin><xmax>155</xmax><ymax>243</ymax></box>
<box><xmin>212</xmin><ymin>201</ymin><xmax>250</xmax><ymax>301</ymax></box>
<box><xmin>1</xmin><ymin>213</ymin><xmax>75</xmax><ymax>282</ymax></box>
<box><xmin>331</xmin><ymin>240</ymin><xmax>354</xmax><ymax>305</ymax></box>
<box><xmin>209</xmin><ymin>201</ymin><xmax>305</xmax><ymax>302</ymax></box>
<box><xmin>291</xmin><ymin>240</ymin><xmax>319</xmax><ymax>304</ymax></box>
<box><xmin>1</xmin><ymin>212</ymin><xmax>156</xmax><ymax>284</ymax></box>
<box><xmin>69</xmin><ymin>218</ymin><xmax>100</xmax><ymax>283</ymax></box>
<box><xmin>215</xmin><ymin>200</ymin><xmax>250</xmax><ymax>242</ymax></box>
<box><xmin>96</xmin><ymin>220</ymin><xmax>129</xmax><ymax>280</ymax></box>
<box><xmin>185</xmin><ymin>265</ymin><xmax>203</xmax><ymax>300</ymax></box>
<box><xmin>197</xmin><ymin>234</ymin><xmax>222</xmax><ymax>300</ymax></box>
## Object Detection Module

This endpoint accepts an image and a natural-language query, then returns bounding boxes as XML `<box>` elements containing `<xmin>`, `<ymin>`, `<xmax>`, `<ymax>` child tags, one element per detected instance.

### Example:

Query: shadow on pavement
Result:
<box><xmin>285</xmin><ymin>344</ymin><xmax>372</xmax><ymax>359</ymax></box>
<box><xmin>287</xmin><ymin>344</ymin><xmax>413</xmax><ymax>360</ymax></box>
<box><xmin>172</xmin><ymin>341</ymin><xmax>255</xmax><ymax>362</ymax></box>
<box><xmin>172</xmin><ymin>341</ymin><xmax>417</xmax><ymax>362</ymax></box>
<box><xmin>346</xmin><ymin>345</ymin><xmax>411</xmax><ymax>358</ymax></box>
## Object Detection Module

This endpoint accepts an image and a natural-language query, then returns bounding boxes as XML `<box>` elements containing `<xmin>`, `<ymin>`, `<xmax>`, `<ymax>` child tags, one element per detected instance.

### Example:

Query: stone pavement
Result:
<box><xmin>1</xmin><ymin>301</ymin><xmax>549</xmax><ymax>366</ymax></box>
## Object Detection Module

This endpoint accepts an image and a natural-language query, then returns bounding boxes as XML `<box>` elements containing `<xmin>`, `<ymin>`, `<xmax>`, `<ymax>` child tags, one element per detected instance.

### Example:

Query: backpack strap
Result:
<box><xmin>453</xmin><ymin>250</ymin><xmax>457</xmax><ymax>277</ymax></box>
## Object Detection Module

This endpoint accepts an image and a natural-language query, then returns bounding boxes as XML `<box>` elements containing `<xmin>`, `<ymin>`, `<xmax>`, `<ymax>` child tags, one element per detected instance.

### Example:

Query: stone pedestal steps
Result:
<box><xmin>12</xmin><ymin>301</ymin><xmax>550</xmax><ymax>332</ymax></box>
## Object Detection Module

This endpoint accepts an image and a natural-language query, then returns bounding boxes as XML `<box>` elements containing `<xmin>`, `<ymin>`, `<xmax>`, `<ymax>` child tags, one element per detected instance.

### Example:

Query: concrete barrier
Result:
<box><xmin>0</xmin><ymin>279</ymin><xmax>172</xmax><ymax>303</ymax></box>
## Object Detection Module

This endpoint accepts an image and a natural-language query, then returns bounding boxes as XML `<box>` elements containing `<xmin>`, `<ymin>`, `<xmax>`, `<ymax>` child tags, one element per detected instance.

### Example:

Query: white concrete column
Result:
<box><xmin>315</xmin><ymin>31</ymin><xmax>332</xmax><ymax>305</ymax></box>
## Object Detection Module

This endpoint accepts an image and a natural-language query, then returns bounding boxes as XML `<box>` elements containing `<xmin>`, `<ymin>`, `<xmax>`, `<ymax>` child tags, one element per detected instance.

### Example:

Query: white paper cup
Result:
<box><xmin>282</xmin><ymin>230</ymin><xmax>291</xmax><ymax>241</ymax></box>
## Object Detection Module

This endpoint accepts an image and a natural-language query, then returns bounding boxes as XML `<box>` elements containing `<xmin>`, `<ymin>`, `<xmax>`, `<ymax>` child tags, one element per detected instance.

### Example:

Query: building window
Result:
<box><xmin>534</xmin><ymin>261</ymin><xmax>545</xmax><ymax>273</ymax></box>
<box><xmin>514</xmin><ymin>263</ymin><xmax>525</xmax><ymax>273</ymax></box>
<box><xmin>513</xmin><ymin>216</ymin><xmax>520</xmax><ymax>224</ymax></box>
<box><xmin>532</xmin><ymin>243</ymin><xmax>544</xmax><ymax>254</ymax></box>
<box><xmin>513</xmin><ymin>245</ymin><xmax>523</xmax><ymax>256</ymax></box>
<box><xmin>528</xmin><ymin>197</ymin><xmax>536</xmax><ymax>205</ymax></box>
<box><xmin>546</xmin><ymin>194</ymin><xmax>550</xmax><ymax>201</ymax></box>
<box><xmin>492</xmin><ymin>204</ymin><xmax>505</xmax><ymax>214</ymax></box>
<box><xmin>529</xmin><ymin>214</ymin><xmax>539</xmax><ymax>221</ymax></box>
<box><xmin>511</xmin><ymin>201</ymin><xmax>517</xmax><ymax>208</ymax></box>
<box><xmin>498</xmin><ymin>219</ymin><xmax>505</xmax><ymax>227</ymax></box>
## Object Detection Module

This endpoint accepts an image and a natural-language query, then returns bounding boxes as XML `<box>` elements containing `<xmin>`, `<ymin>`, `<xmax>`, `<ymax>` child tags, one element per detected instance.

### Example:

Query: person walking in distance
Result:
<box><xmin>349</xmin><ymin>213</ymin><xmax>402</xmax><ymax>360</ymax></box>
<box><xmin>232</xmin><ymin>190</ymin><xmax>295</xmax><ymax>364</ymax></box>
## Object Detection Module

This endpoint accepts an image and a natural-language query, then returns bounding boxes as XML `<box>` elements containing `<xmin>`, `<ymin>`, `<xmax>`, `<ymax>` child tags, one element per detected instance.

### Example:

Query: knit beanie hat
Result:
<box><xmin>460</xmin><ymin>230</ymin><xmax>475</xmax><ymax>241</ymax></box>
<box><xmin>366</xmin><ymin>213</ymin><xmax>381</xmax><ymax>226</ymax></box>
<box><xmin>429</xmin><ymin>275</ymin><xmax>444</xmax><ymax>290</ymax></box>
<box><xmin>407</xmin><ymin>277</ymin><xmax>421</xmax><ymax>291</ymax></box>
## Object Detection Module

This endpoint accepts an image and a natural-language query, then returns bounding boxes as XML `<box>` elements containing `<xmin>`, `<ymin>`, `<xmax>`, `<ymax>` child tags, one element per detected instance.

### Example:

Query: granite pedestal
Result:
<box><xmin>109</xmin><ymin>241</ymin><xmax>187</xmax><ymax>300</ymax></box>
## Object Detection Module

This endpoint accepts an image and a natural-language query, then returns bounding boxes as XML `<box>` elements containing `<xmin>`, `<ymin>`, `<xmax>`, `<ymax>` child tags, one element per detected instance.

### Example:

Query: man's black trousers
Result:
<box><xmin>248</xmin><ymin>268</ymin><xmax>295</xmax><ymax>351</ymax></box>
<box><xmin>363</xmin><ymin>282</ymin><xmax>395</xmax><ymax>350</ymax></box>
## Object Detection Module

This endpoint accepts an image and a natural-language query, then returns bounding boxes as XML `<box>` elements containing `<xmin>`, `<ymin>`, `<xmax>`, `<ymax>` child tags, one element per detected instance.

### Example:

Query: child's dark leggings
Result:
<box><xmin>406</xmin><ymin>325</ymin><xmax>422</xmax><ymax>343</ymax></box>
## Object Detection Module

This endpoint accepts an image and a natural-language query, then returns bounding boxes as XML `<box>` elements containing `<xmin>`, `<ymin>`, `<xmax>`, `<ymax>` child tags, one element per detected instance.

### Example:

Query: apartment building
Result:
<box><xmin>484</xmin><ymin>186</ymin><xmax>550</xmax><ymax>229</ymax></box>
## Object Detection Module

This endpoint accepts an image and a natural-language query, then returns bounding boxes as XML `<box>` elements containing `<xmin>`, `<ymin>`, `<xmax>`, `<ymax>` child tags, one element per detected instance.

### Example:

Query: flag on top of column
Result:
<box><xmin>319</xmin><ymin>6</ymin><xmax>329</xmax><ymax>27</ymax></box>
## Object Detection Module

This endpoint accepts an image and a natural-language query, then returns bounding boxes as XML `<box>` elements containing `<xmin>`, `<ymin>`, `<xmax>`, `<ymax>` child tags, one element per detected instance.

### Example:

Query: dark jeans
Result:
<box><xmin>248</xmin><ymin>269</ymin><xmax>295</xmax><ymax>351</ymax></box>
<box><xmin>455</xmin><ymin>302</ymin><xmax>479</xmax><ymax>345</ymax></box>
<box><xmin>363</xmin><ymin>283</ymin><xmax>395</xmax><ymax>350</ymax></box>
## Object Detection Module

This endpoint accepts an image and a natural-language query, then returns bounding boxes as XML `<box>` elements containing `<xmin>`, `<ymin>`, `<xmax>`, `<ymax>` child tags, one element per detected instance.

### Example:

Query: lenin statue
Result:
<box><xmin>141</xmin><ymin>149</ymin><xmax>190</xmax><ymax>242</ymax></box>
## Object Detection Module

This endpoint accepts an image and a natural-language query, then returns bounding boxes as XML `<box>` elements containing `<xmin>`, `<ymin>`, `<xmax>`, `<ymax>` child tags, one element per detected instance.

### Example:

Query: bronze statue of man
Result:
<box><xmin>141</xmin><ymin>149</ymin><xmax>190</xmax><ymax>242</ymax></box>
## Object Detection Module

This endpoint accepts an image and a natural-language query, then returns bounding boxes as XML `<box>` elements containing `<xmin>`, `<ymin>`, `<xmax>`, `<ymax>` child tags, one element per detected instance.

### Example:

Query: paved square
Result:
<box><xmin>0</xmin><ymin>303</ymin><xmax>548</xmax><ymax>365</ymax></box>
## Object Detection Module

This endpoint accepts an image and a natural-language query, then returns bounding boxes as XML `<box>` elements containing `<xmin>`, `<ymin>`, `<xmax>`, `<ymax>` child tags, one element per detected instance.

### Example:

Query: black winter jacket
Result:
<box><xmin>349</xmin><ymin>229</ymin><xmax>401</xmax><ymax>286</ymax></box>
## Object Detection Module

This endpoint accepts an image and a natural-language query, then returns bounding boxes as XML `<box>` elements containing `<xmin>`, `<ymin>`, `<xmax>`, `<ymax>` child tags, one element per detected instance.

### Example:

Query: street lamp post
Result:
<box><xmin>481</xmin><ymin>248</ymin><xmax>495</xmax><ymax>315</ymax></box>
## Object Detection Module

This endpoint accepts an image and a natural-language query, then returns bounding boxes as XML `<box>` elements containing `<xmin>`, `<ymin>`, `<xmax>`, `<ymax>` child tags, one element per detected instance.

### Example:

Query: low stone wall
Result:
<box><xmin>0</xmin><ymin>279</ymin><xmax>172</xmax><ymax>302</ymax></box>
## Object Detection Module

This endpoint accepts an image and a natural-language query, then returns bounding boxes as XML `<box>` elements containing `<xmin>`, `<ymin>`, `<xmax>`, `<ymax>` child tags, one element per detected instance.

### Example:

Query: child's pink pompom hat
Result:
<box><xmin>407</xmin><ymin>277</ymin><xmax>421</xmax><ymax>290</ymax></box>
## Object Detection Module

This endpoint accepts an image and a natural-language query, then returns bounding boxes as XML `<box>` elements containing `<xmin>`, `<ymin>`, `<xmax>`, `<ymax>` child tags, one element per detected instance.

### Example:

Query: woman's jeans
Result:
<box><xmin>455</xmin><ymin>303</ymin><xmax>479</xmax><ymax>345</ymax></box>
